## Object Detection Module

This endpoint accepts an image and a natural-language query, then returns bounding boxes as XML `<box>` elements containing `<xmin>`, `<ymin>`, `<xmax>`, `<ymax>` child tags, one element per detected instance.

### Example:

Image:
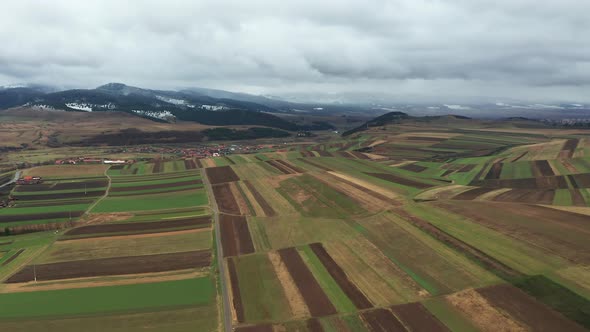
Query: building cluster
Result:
<box><xmin>54</xmin><ymin>158</ymin><xmax>134</xmax><ymax>165</ymax></box>
<box><xmin>16</xmin><ymin>176</ymin><xmax>42</xmax><ymax>185</ymax></box>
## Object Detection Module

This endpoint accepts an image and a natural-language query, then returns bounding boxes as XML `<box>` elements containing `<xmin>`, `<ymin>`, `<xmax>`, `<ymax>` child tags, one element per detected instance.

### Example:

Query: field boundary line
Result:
<box><xmin>84</xmin><ymin>166</ymin><xmax>112</xmax><ymax>215</ymax></box>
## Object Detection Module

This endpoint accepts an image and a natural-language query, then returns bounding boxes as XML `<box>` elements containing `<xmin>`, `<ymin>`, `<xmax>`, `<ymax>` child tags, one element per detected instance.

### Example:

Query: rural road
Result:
<box><xmin>0</xmin><ymin>170</ymin><xmax>21</xmax><ymax>189</ymax></box>
<box><xmin>202</xmin><ymin>171</ymin><xmax>232</xmax><ymax>332</ymax></box>
<box><xmin>84</xmin><ymin>166</ymin><xmax>112</xmax><ymax>215</ymax></box>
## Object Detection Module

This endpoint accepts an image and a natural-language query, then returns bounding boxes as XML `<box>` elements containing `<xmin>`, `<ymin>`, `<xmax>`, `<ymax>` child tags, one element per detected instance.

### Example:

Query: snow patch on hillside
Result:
<box><xmin>66</xmin><ymin>103</ymin><xmax>93</xmax><ymax>112</ymax></box>
<box><xmin>132</xmin><ymin>110</ymin><xmax>175</xmax><ymax>120</ymax></box>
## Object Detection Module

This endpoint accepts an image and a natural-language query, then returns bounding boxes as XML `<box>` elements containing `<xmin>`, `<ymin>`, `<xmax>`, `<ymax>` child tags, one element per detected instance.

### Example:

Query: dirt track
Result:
<box><xmin>219</xmin><ymin>214</ymin><xmax>254</xmax><ymax>257</ymax></box>
<box><xmin>63</xmin><ymin>216</ymin><xmax>210</xmax><ymax>236</ymax></box>
<box><xmin>277</xmin><ymin>247</ymin><xmax>337</xmax><ymax>317</ymax></box>
<box><xmin>5</xmin><ymin>250</ymin><xmax>211</xmax><ymax>283</ymax></box>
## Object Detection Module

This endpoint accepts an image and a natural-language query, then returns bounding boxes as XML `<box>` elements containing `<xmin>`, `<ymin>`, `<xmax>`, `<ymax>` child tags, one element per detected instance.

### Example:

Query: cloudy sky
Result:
<box><xmin>1</xmin><ymin>0</ymin><xmax>589</xmax><ymax>102</ymax></box>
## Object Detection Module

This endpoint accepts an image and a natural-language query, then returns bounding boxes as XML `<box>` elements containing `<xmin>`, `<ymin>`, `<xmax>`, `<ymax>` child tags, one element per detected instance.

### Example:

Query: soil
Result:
<box><xmin>195</xmin><ymin>159</ymin><xmax>204</xmax><ymax>168</ymax></box>
<box><xmin>206</xmin><ymin>166</ymin><xmax>240</xmax><ymax>184</ymax></box>
<box><xmin>458</xmin><ymin>164</ymin><xmax>477</xmax><ymax>172</ymax></box>
<box><xmin>365</xmin><ymin>172</ymin><xmax>434</xmax><ymax>189</ymax></box>
<box><xmin>562</xmin><ymin>139</ymin><xmax>580</xmax><ymax>159</ymax></box>
<box><xmin>227</xmin><ymin>258</ymin><xmax>245</xmax><ymax>323</ymax></box>
<box><xmin>14</xmin><ymin>190</ymin><xmax>105</xmax><ymax>201</ymax></box>
<box><xmin>484</xmin><ymin>163</ymin><xmax>503</xmax><ymax>180</ymax></box>
<box><xmin>275</xmin><ymin>159</ymin><xmax>305</xmax><ymax>174</ymax></box>
<box><xmin>1</xmin><ymin>249</ymin><xmax>25</xmax><ymax>266</ymax></box>
<box><xmin>360</xmin><ymin>308</ymin><xmax>407</xmax><ymax>332</ymax></box>
<box><xmin>267</xmin><ymin>251</ymin><xmax>309</xmax><ymax>318</ymax></box>
<box><xmin>533</xmin><ymin>160</ymin><xmax>555</xmax><ymax>177</ymax></box>
<box><xmin>477</xmin><ymin>284</ymin><xmax>586</xmax><ymax>332</ymax></box>
<box><xmin>0</xmin><ymin>211</ymin><xmax>85</xmax><ymax>223</ymax></box>
<box><xmin>297</xmin><ymin>158</ymin><xmax>334</xmax><ymax>172</ymax></box>
<box><xmin>277</xmin><ymin>247</ymin><xmax>337</xmax><ymax>317</ymax></box>
<box><xmin>390</xmin><ymin>302</ymin><xmax>450</xmax><ymax>332</ymax></box>
<box><xmin>511</xmin><ymin>151</ymin><xmax>528</xmax><ymax>162</ymax></box>
<box><xmin>15</xmin><ymin>180</ymin><xmax>108</xmax><ymax>192</ymax></box>
<box><xmin>306</xmin><ymin>318</ymin><xmax>325</xmax><ymax>332</ymax></box>
<box><xmin>327</xmin><ymin>172</ymin><xmax>400</xmax><ymax>206</ymax></box>
<box><xmin>399</xmin><ymin>163</ymin><xmax>427</xmax><ymax>173</ymax></box>
<box><xmin>453</xmin><ymin>187</ymin><xmax>497</xmax><ymax>200</ymax></box>
<box><xmin>5</xmin><ymin>250</ymin><xmax>211</xmax><ymax>283</ymax></box>
<box><xmin>109</xmin><ymin>179</ymin><xmax>202</xmax><ymax>192</ymax></box>
<box><xmin>309</xmin><ymin>242</ymin><xmax>373</xmax><ymax>309</ymax></box>
<box><xmin>243</xmin><ymin>180</ymin><xmax>276</xmax><ymax>217</ymax></box>
<box><xmin>219</xmin><ymin>214</ymin><xmax>255</xmax><ymax>257</ymax></box>
<box><xmin>213</xmin><ymin>183</ymin><xmax>241</xmax><ymax>215</ymax></box>
<box><xmin>570</xmin><ymin>189</ymin><xmax>587</xmax><ymax>206</ymax></box>
<box><xmin>63</xmin><ymin>216</ymin><xmax>210</xmax><ymax>236</ymax></box>
<box><xmin>265</xmin><ymin>160</ymin><xmax>293</xmax><ymax>175</ymax></box>
<box><xmin>234</xmin><ymin>325</ymin><xmax>273</xmax><ymax>332</ymax></box>
<box><xmin>493</xmin><ymin>189</ymin><xmax>555</xmax><ymax>204</ymax></box>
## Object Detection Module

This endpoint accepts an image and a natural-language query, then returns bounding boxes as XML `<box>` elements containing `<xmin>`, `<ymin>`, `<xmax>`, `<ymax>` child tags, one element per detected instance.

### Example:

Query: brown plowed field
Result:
<box><xmin>243</xmin><ymin>180</ymin><xmax>276</xmax><ymax>216</ymax></box>
<box><xmin>14</xmin><ymin>198</ymin><xmax>95</xmax><ymax>207</ymax></box>
<box><xmin>572</xmin><ymin>173</ymin><xmax>590</xmax><ymax>187</ymax></box>
<box><xmin>306</xmin><ymin>318</ymin><xmax>325</xmax><ymax>332</ymax></box>
<box><xmin>300</xmin><ymin>150</ymin><xmax>315</xmax><ymax>157</ymax></box>
<box><xmin>400</xmin><ymin>163</ymin><xmax>427</xmax><ymax>173</ymax></box>
<box><xmin>473</xmin><ymin>176</ymin><xmax>568</xmax><ymax>189</ymax></box>
<box><xmin>562</xmin><ymin>139</ymin><xmax>579</xmax><ymax>158</ymax></box>
<box><xmin>110</xmin><ymin>179</ymin><xmax>202</xmax><ymax>192</ymax></box>
<box><xmin>5</xmin><ymin>250</ymin><xmax>211</xmax><ymax>283</ymax></box>
<box><xmin>351</xmin><ymin>151</ymin><xmax>370</xmax><ymax>160</ymax></box>
<box><xmin>14</xmin><ymin>190</ymin><xmax>105</xmax><ymax>201</ymax></box>
<box><xmin>477</xmin><ymin>284</ymin><xmax>586</xmax><ymax>332</ymax></box>
<box><xmin>391</xmin><ymin>302</ymin><xmax>450</xmax><ymax>332</ymax></box>
<box><xmin>298</xmin><ymin>158</ymin><xmax>334</xmax><ymax>172</ymax></box>
<box><xmin>441</xmin><ymin>169</ymin><xmax>455</xmax><ymax>177</ymax></box>
<box><xmin>275</xmin><ymin>159</ymin><xmax>305</xmax><ymax>173</ymax></box>
<box><xmin>316</xmin><ymin>150</ymin><xmax>333</xmax><ymax>157</ymax></box>
<box><xmin>206</xmin><ymin>166</ymin><xmax>240</xmax><ymax>184</ymax></box>
<box><xmin>227</xmin><ymin>258</ymin><xmax>245</xmax><ymax>323</ymax></box>
<box><xmin>219</xmin><ymin>214</ymin><xmax>255</xmax><ymax>257</ymax></box>
<box><xmin>0</xmin><ymin>211</ymin><xmax>85</xmax><ymax>223</ymax></box>
<box><xmin>470</xmin><ymin>162</ymin><xmax>490</xmax><ymax>183</ymax></box>
<box><xmin>453</xmin><ymin>187</ymin><xmax>497</xmax><ymax>200</ymax></box>
<box><xmin>1</xmin><ymin>249</ymin><xmax>24</xmax><ymax>266</ymax></box>
<box><xmin>493</xmin><ymin>189</ymin><xmax>555</xmax><ymax>204</ymax></box>
<box><xmin>15</xmin><ymin>180</ymin><xmax>108</xmax><ymax>192</ymax></box>
<box><xmin>325</xmin><ymin>173</ymin><xmax>399</xmax><ymax>206</ymax></box>
<box><xmin>278</xmin><ymin>247</ymin><xmax>337</xmax><ymax>317</ymax></box>
<box><xmin>570</xmin><ymin>189</ymin><xmax>586</xmax><ymax>206</ymax></box>
<box><xmin>484</xmin><ymin>163</ymin><xmax>503</xmax><ymax>180</ymax></box>
<box><xmin>265</xmin><ymin>160</ymin><xmax>293</xmax><ymax>174</ymax></box>
<box><xmin>309</xmin><ymin>242</ymin><xmax>373</xmax><ymax>309</ymax></box>
<box><xmin>213</xmin><ymin>183</ymin><xmax>241</xmax><ymax>215</ymax></box>
<box><xmin>152</xmin><ymin>160</ymin><xmax>163</xmax><ymax>173</ymax></box>
<box><xmin>184</xmin><ymin>159</ymin><xmax>197</xmax><ymax>170</ymax></box>
<box><xmin>360</xmin><ymin>308</ymin><xmax>407</xmax><ymax>332</ymax></box>
<box><xmin>568</xmin><ymin>175</ymin><xmax>580</xmax><ymax>188</ymax></box>
<box><xmin>234</xmin><ymin>325</ymin><xmax>273</xmax><ymax>332</ymax></box>
<box><xmin>338</xmin><ymin>151</ymin><xmax>355</xmax><ymax>159</ymax></box>
<box><xmin>532</xmin><ymin>160</ymin><xmax>554</xmax><ymax>177</ymax></box>
<box><xmin>365</xmin><ymin>172</ymin><xmax>434</xmax><ymax>189</ymax></box>
<box><xmin>393</xmin><ymin>208</ymin><xmax>522</xmax><ymax>280</ymax></box>
<box><xmin>63</xmin><ymin>216</ymin><xmax>210</xmax><ymax>236</ymax></box>
<box><xmin>511</xmin><ymin>151</ymin><xmax>528</xmax><ymax>162</ymax></box>
<box><xmin>195</xmin><ymin>159</ymin><xmax>203</xmax><ymax>168</ymax></box>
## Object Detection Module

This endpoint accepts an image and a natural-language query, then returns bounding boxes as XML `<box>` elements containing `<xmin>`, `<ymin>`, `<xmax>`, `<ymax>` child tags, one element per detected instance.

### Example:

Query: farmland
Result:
<box><xmin>1</xmin><ymin>115</ymin><xmax>590</xmax><ymax>331</ymax></box>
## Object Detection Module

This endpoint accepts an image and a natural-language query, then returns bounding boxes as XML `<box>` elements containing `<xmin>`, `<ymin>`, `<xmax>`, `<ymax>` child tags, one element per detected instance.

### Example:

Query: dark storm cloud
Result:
<box><xmin>1</xmin><ymin>0</ymin><xmax>589</xmax><ymax>102</ymax></box>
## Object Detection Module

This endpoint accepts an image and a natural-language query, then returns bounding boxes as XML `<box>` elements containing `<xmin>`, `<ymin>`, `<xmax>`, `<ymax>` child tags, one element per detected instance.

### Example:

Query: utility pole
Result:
<box><xmin>33</xmin><ymin>264</ymin><xmax>37</xmax><ymax>283</ymax></box>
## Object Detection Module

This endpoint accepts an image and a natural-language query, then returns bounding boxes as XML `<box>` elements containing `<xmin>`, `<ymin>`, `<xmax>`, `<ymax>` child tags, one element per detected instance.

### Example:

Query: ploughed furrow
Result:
<box><xmin>275</xmin><ymin>159</ymin><xmax>306</xmax><ymax>174</ymax></box>
<box><xmin>325</xmin><ymin>173</ymin><xmax>399</xmax><ymax>206</ymax></box>
<box><xmin>365</xmin><ymin>172</ymin><xmax>434</xmax><ymax>189</ymax></box>
<box><xmin>212</xmin><ymin>183</ymin><xmax>241</xmax><ymax>215</ymax></box>
<box><xmin>493</xmin><ymin>189</ymin><xmax>555</xmax><ymax>204</ymax></box>
<box><xmin>393</xmin><ymin>208</ymin><xmax>523</xmax><ymax>280</ymax></box>
<box><xmin>206</xmin><ymin>166</ymin><xmax>240</xmax><ymax>184</ymax></box>
<box><xmin>13</xmin><ymin>190</ymin><xmax>105</xmax><ymax>201</ymax></box>
<box><xmin>183</xmin><ymin>159</ymin><xmax>197</xmax><ymax>170</ymax></box>
<box><xmin>298</xmin><ymin>158</ymin><xmax>334</xmax><ymax>172</ymax></box>
<box><xmin>227</xmin><ymin>258</ymin><xmax>246</xmax><ymax>323</ymax></box>
<box><xmin>306</xmin><ymin>318</ymin><xmax>325</xmax><ymax>332</ymax></box>
<box><xmin>477</xmin><ymin>284</ymin><xmax>587</xmax><ymax>332</ymax></box>
<box><xmin>265</xmin><ymin>160</ymin><xmax>293</xmax><ymax>174</ymax></box>
<box><xmin>277</xmin><ymin>247</ymin><xmax>337</xmax><ymax>317</ymax></box>
<box><xmin>243</xmin><ymin>180</ymin><xmax>276</xmax><ymax>216</ymax></box>
<box><xmin>309</xmin><ymin>242</ymin><xmax>373</xmax><ymax>309</ymax></box>
<box><xmin>360</xmin><ymin>308</ymin><xmax>408</xmax><ymax>332</ymax></box>
<box><xmin>219</xmin><ymin>214</ymin><xmax>255</xmax><ymax>257</ymax></box>
<box><xmin>5</xmin><ymin>250</ymin><xmax>211</xmax><ymax>283</ymax></box>
<box><xmin>0</xmin><ymin>211</ymin><xmax>85</xmax><ymax>223</ymax></box>
<box><xmin>469</xmin><ymin>162</ymin><xmax>490</xmax><ymax>184</ymax></box>
<box><xmin>458</xmin><ymin>164</ymin><xmax>476</xmax><ymax>172</ymax></box>
<box><xmin>63</xmin><ymin>216</ymin><xmax>210</xmax><ymax>237</ymax></box>
<box><xmin>484</xmin><ymin>162</ymin><xmax>503</xmax><ymax>180</ymax></box>
<box><xmin>15</xmin><ymin>180</ymin><xmax>108</xmax><ymax>192</ymax></box>
<box><xmin>1</xmin><ymin>249</ymin><xmax>25</xmax><ymax>266</ymax></box>
<box><xmin>400</xmin><ymin>163</ymin><xmax>427</xmax><ymax>173</ymax></box>
<box><xmin>110</xmin><ymin>179</ymin><xmax>202</xmax><ymax>192</ymax></box>
<box><xmin>562</xmin><ymin>139</ymin><xmax>579</xmax><ymax>158</ymax></box>
<box><xmin>195</xmin><ymin>159</ymin><xmax>204</xmax><ymax>168</ymax></box>
<box><xmin>571</xmin><ymin>189</ymin><xmax>587</xmax><ymax>206</ymax></box>
<box><xmin>534</xmin><ymin>160</ymin><xmax>555</xmax><ymax>177</ymax></box>
<box><xmin>234</xmin><ymin>325</ymin><xmax>273</xmax><ymax>332</ymax></box>
<box><xmin>390</xmin><ymin>302</ymin><xmax>450</xmax><ymax>332</ymax></box>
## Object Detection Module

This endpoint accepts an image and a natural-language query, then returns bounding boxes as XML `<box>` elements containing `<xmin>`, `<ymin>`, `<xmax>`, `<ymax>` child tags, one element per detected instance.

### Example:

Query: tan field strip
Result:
<box><xmin>267</xmin><ymin>251</ymin><xmax>310</xmax><ymax>318</ymax></box>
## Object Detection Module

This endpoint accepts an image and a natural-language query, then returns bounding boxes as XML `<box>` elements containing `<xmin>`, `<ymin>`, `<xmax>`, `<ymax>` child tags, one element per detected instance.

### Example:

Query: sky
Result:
<box><xmin>1</xmin><ymin>0</ymin><xmax>589</xmax><ymax>103</ymax></box>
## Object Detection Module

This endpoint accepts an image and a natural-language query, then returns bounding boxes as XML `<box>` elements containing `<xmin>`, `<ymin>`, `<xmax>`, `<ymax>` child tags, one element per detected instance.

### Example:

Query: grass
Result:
<box><xmin>423</xmin><ymin>298</ymin><xmax>479</xmax><ymax>332</ymax></box>
<box><xmin>92</xmin><ymin>189</ymin><xmax>208</xmax><ymax>213</ymax></box>
<box><xmin>554</xmin><ymin>189</ymin><xmax>573</xmax><ymax>206</ymax></box>
<box><xmin>298</xmin><ymin>245</ymin><xmax>357</xmax><ymax>313</ymax></box>
<box><xmin>0</xmin><ymin>277</ymin><xmax>215</xmax><ymax>319</ymax></box>
<box><xmin>232</xmin><ymin>254</ymin><xmax>292</xmax><ymax>322</ymax></box>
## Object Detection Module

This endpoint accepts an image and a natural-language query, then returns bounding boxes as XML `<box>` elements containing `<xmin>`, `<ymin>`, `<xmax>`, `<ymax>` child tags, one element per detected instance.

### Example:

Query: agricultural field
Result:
<box><xmin>2</xmin><ymin>115</ymin><xmax>590</xmax><ymax>331</ymax></box>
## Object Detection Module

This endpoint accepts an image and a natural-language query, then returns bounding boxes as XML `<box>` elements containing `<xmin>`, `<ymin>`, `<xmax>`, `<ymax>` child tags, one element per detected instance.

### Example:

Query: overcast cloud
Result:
<box><xmin>1</xmin><ymin>0</ymin><xmax>589</xmax><ymax>102</ymax></box>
